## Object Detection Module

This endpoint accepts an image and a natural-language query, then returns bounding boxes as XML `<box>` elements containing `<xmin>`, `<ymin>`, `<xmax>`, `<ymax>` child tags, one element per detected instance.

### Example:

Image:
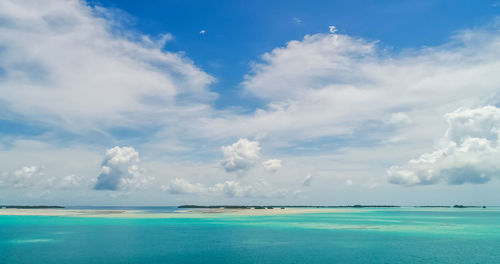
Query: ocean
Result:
<box><xmin>2</xmin><ymin>207</ymin><xmax>500</xmax><ymax>263</ymax></box>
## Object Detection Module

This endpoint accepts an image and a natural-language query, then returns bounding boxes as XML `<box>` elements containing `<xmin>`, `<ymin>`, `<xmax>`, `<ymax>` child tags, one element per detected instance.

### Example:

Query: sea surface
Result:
<box><xmin>2</xmin><ymin>207</ymin><xmax>500</xmax><ymax>263</ymax></box>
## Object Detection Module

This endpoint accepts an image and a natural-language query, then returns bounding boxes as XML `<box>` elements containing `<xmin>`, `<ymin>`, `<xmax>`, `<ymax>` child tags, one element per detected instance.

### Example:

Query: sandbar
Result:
<box><xmin>0</xmin><ymin>207</ymin><xmax>355</xmax><ymax>218</ymax></box>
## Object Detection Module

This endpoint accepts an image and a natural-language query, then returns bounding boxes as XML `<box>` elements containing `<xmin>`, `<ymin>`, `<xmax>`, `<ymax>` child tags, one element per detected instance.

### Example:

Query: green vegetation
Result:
<box><xmin>178</xmin><ymin>205</ymin><xmax>401</xmax><ymax>209</ymax></box>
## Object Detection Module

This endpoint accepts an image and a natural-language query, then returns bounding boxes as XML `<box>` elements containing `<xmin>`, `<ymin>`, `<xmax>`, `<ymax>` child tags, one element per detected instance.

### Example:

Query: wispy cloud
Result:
<box><xmin>193</xmin><ymin>26</ymin><xmax>500</xmax><ymax>146</ymax></box>
<box><xmin>0</xmin><ymin>0</ymin><xmax>214</xmax><ymax>133</ymax></box>
<box><xmin>303</xmin><ymin>173</ymin><xmax>313</xmax><ymax>186</ymax></box>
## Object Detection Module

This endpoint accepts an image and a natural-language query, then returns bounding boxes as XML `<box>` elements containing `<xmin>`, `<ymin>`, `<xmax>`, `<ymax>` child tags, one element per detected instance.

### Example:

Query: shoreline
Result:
<box><xmin>0</xmin><ymin>206</ymin><xmax>492</xmax><ymax>218</ymax></box>
<box><xmin>0</xmin><ymin>207</ymin><xmax>359</xmax><ymax>218</ymax></box>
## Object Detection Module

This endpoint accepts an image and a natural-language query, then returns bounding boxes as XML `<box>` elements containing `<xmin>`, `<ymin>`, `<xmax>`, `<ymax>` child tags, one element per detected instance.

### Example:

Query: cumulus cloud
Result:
<box><xmin>0</xmin><ymin>166</ymin><xmax>85</xmax><ymax>189</ymax></box>
<box><xmin>388</xmin><ymin>106</ymin><xmax>500</xmax><ymax>186</ymax></box>
<box><xmin>262</xmin><ymin>159</ymin><xmax>282</xmax><ymax>172</ymax></box>
<box><xmin>0</xmin><ymin>166</ymin><xmax>44</xmax><ymax>188</ymax></box>
<box><xmin>220</xmin><ymin>138</ymin><xmax>261</xmax><ymax>174</ymax></box>
<box><xmin>209</xmin><ymin>181</ymin><xmax>251</xmax><ymax>197</ymax></box>
<box><xmin>209</xmin><ymin>180</ymin><xmax>287</xmax><ymax>198</ymax></box>
<box><xmin>162</xmin><ymin>178</ymin><xmax>205</xmax><ymax>194</ymax></box>
<box><xmin>0</xmin><ymin>0</ymin><xmax>214</xmax><ymax>132</ymax></box>
<box><xmin>162</xmin><ymin>178</ymin><xmax>288</xmax><ymax>198</ymax></box>
<box><xmin>45</xmin><ymin>173</ymin><xmax>85</xmax><ymax>189</ymax></box>
<box><xmin>303</xmin><ymin>173</ymin><xmax>313</xmax><ymax>186</ymax></box>
<box><xmin>94</xmin><ymin>146</ymin><xmax>150</xmax><ymax>190</ymax></box>
<box><xmin>58</xmin><ymin>174</ymin><xmax>84</xmax><ymax>189</ymax></box>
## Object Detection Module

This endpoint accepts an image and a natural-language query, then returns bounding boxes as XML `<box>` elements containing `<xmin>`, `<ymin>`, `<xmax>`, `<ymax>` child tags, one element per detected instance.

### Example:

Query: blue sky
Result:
<box><xmin>95</xmin><ymin>0</ymin><xmax>499</xmax><ymax>109</ymax></box>
<box><xmin>1</xmin><ymin>0</ymin><xmax>500</xmax><ymax>205</ymax></box>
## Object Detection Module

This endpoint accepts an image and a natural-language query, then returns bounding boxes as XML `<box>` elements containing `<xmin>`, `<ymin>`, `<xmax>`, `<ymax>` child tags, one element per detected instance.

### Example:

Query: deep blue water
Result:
<box><xmin>2</xmin><ymin>207</ymin><xmax>500</xmax><ymax>263</ymax></box>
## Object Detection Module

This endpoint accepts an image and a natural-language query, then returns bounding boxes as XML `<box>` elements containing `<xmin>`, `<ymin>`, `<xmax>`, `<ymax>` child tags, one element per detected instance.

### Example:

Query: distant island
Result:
<box><xmin>452</xmin><ymin>205</ymin><xmax>486</xmax><ymax>208</ymax></box>
<box><xmin>0</xmin><ymin>205</ymin><xmax>487</xmax><ymax>210</ymax></box>
<box><xmin>178</xmin><ymin>205</ymin><xmax>401</xmax><ymax>209</ymax></box>
<box><xmin>179</xmin><ymin>205</ymin><xmax>487</xmax><ymax>209</ymax></box>
<box><xmin>0</xmin><ymin>205</ymin><xmax>64</xmax><ymax>209</ymax></box>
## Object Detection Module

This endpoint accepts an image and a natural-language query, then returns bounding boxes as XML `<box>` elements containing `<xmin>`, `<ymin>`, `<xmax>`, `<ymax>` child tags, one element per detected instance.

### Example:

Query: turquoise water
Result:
<box><xmin>2</xmin><ymin>207</ymin><xmax>500</xmax><ymax>263</ymax></box>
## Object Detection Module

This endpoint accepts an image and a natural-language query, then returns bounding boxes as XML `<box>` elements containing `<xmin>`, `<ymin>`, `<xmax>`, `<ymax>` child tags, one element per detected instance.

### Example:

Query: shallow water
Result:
<box><xmin>1</xmin><ymin>207</ymin><xmax>500</xmax><ymax>263</ymax></box>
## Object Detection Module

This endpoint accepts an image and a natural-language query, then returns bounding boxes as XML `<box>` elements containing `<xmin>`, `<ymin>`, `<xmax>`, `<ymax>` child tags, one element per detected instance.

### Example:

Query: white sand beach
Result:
<box><xmin>0</xmin><ymin>207</ymin><xmax>355</xmax><ymax>218</ymax></box>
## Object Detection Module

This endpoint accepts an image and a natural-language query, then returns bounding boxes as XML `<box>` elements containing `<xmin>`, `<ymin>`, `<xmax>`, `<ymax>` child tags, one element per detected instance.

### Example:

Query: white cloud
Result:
<box><xmin>140</xmin><ymin>33</ymin><xmax>174</xmax><ymax>49</ymax></box>
<box><xmin>363</xmin><ymin>178</ymin><xmax>380</xmax><ymax>189</ymax></box>
<box><xmin>381</xmin><ymin>136</ymin><xmax>408</xmax><ymax>145</ymax></box>
<box><xmin>46</xmin><ymin>173</ymin><xmax>84</xmax><ymax>189</ymax></box>
<box><xmin>3</xmin><ymin>1</ymin><xmax>500</xmax><ymax>205</ymax></box>
<box><xmin>0</xmin><ymin>165</ymin><xmax>86</xmax><ymax>189</ymax></box>
<box><xmin>220</xmin><ymin>138</ymin><xmax>261</xmax><ymax>174</ymax></box>
<box><xmin>211</xmin><ymin>180</ymin><xmax>288</xmax><ymax>198</ymax></box>
<box><xmin>1</xmin><ymin>166</ymin><xmax>44</xmax><ymax>188</ymax></box>
<box><xmin>162</xmin><ymin>178</ymin><xmax>288</xmax><ymax>198</ymax></box>
<box><xmin>389</xmin><ymin>112</ymin><xmax>412</xmax><ymax>126</ymax></box>
<box><xmin>59</xmin><ymin>174</ymin><xmax>84</xmax><ymax>189</ymax></box>
<box><xmin>94</xmin><ymin>146</ymin><xmax>150</xmax><ymax>190</ymax></box>
<box><xmin>193</xmin><ymin>27</ymin><xmax>500</xmax><ymax>144</ymax></box>
<box><xmin>262</xmin><ymin>159</ymin><xmax>282</xmax><ymax>172</ymax></box>
<box><xmin>199</xmin><ymin>29</ymin><xmax>206</xmax><ymax>35</ymax></box>
<box><xmin>0</xmin><ymin>0</ymin><xmax>214</xmax><ymax>132</ymax></box>
<box><xmin>388</xmin><ymin>106</ymin><xmax>500</xmax><ymax>186</ymax></box>
<box><xmin>303</xmin><ymin>173</ymin><xmax>313</xmax><ymax>186</ymax></box>
<box><xmin>208</xmin><ymin>181</ymin><xmax>250</xmax><ymax>197</ymax></box>
<box><xmin>162</xmin><ymin>178</ymin><xmax>205</xmax><ymax>194</ymax></box>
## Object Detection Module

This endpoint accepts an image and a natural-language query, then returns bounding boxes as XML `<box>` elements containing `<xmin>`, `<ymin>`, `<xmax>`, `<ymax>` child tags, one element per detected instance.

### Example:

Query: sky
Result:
<box><xmin>1</xmin><ymin>0</ymin><xmax>500</xmax><ymax>206</ymax></box>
